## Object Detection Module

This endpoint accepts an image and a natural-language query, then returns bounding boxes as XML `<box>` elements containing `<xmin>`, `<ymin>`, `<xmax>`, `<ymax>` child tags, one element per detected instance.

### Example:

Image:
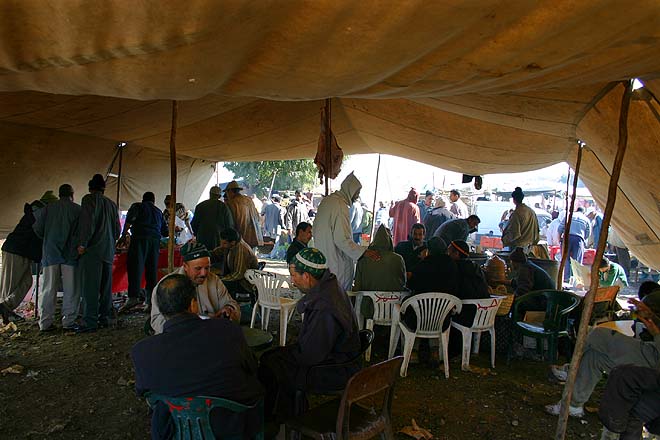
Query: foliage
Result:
<box><xmin>224</xmin><ymin>159</ymin><xmax>319</xmax><ymax>196</ymax></box>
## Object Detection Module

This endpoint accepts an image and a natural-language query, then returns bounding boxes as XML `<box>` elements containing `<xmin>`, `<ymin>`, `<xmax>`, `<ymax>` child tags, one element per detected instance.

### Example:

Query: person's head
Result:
<box><xmin>219</xmin><ymin>228</ymin><xmax>241</xmax><ymax>249</ymax></box>
<box><xmin>156</xmin><ymin>274</ymin><xmax>197</xmax><ymax>319</ymax></box>
<box><xmin>449</xmin><ymin>189</ymin><xmax>460</xmax><ymax>202</ymax></box>
<box><xmin>209</xmin><ymin>186</ymin><xmax>221</xmax><ymax>200</ymax></box>
<box><xmin>58</xmin><ymin>184</ymin><xmax>74</xmax><ymax>200</ymax></box>
<box><xmin>379</xmin><ymin>201</ymin><xmax>385</xmax><ymax>209</ymax></box>
<box><xmin>598</xmin><ymin>257</ymin><xmax>611</xmax><ymax>274</ymax></box>
<box><xmin>435</xmin><ymin>197</ymin><xmax>447</xmax><ymax>208</ymax></box>
<box><xmin>181</xmin><ymin>242</ymin><xmax>212</xmax><ymax>285</ymax></box>
<box><xmin>164</xmin><ymin>194</ymin><xmax>172</xmax><ymax>207</ymax></box>
<box><xmin>447</xmin><ymin>240</ymin><xmax>470</xmax><ymax>261</ymax></box>
<box><xmin>466</xmin><ymin>215</ymin><xmax>481</xmax><ymax>231</ymax></box>
<box><xmin>534</xmin><ymin>203</ymin><xmax>541</xmax><ymax>209</ymax></box>
<box><xmin>511</xmin><ymin>187</ymin><xmax>524</xmax><ymax>205</ymax></box>
<box><xmin>427</xmin><ymin>236</ymin><xmax>447</xmax><ymax>256</ymax></box>
<box><xmin>88</xmin><ymin>174</ymin><xmax>106</xmax><ymax>193</ymax></box>
<box><xmin>424</xmin><ymin>190</ymin><xmax>434</xmax><ymax>205</ymax></box>
<box><xmin>340</xmin><ymin>172</ymin><xmax>362</xmax><ymax>203</ymax></box>
<box><xmin>223</xmin><ymin>181</ymin><xmax>243</xmax><ymax>199</ymax></box>
<box><xmin>272</xmin><ymin>194</ymin><xmax>281</xmax><ymax>203</ymax></box>
<box><xmin>407</xmin><ymin>188</ymin><xmax>419</xmax><ymax>203</ymax></box>
<box><xmin>295</xmin><ymin>222</ymin><xmax>313</xmax><ymax>244</ymax></box>
<box><xmin>638</xmin><ymin>281</ymin><xmax>660</xmax><ymax>301</ymax></box>
<box><xmin>288</xmin><ymin>248</ymin><xmax>327</xmax><ymax>294</ymax></box>
<box><xmin>410</xmin><ymin>223</ymin><xmax>425</xmax><ymax>246</ymax></box>
<box><xmin>142</xmin><ymin>191</ymin><xmax>155</xmax><ymax>203</ymax></box>
<box><xmin>576</xmin><ymin>207</ymin><xmax>584</xmax><ymax>213</ymax></box>
<box><xmin>509</xmin><ymin>247</ymin><xmax>528</xmax><ymax>268</ymax></box>
<box><xmin>295</xmin><ymin>190</ymin><xmax>302</xmax><ymax>201</ymax></box>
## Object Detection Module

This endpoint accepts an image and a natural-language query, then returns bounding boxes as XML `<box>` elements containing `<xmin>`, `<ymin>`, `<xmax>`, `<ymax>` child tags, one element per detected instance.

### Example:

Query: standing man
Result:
<box><xmin>374</xmin><ymin>201</ymin><xmax>389</xmax><ymax>229</ymax></box>
<box><xmin>77</xmin><ymin>174</ymin><xmax>121</xmax><ymax>332</ymax></box>
<box><xmin>32</xmin><ymin>184</ymin><xmax>81</xmax><ymax>332</ymax></box>
<box><xmin>150</xmin><ymin>241</ymin><xmax>240</xmax><ymax>334</ymax></box>
<box><xmin>314</xmin><ymin>172</ymin><xmax>380</xmax><ymax>291</ymax></box>
<box><xmin>433</xmin><ymin>215</ymin><xmax>481</xmax><ymax>248</ymax></box>
<box><xmin>586</xmin><ymin>207</ymin><xmax>603</xmax><ymax>247</ymax></box>
<box><xmin>285</xmin><ymin>190</ymin><xmax>310</xmax><ymax>236</ymax></box>
<box><xmin>418</xmin><ymin>190</ymin><xmax>434</xmax><ymax>222</ymax></box>
<box><xmin>286</xmin><ymin>222</ymin><xmax>313</xmax><ymax>264</ymax></box>
<box><xmin>119</xmin><ymin>192</ymin><xmax>167</xmax><ymax>313</ymax></box>
<box><xmin>449</xmin><ymin>189</ymin><xmax>468</xmax><ymax>219</ymax></box>
<box><xmin>424</xmin><ymin>197</ymin><xmax>455</xmax><ymax>237</ymax></box>
<box><xmin>191</xmin><ymin>186</ymin><xmax>235</xmax><ymax>252</ymax></box>
<box><xmin>0</xmin><ymin>192</ymin><xmax>55</xmax><ymax>323</ymax></box>
<box><xmin>559</xmin><ymin>206</ymin><xmax>591</xmax><ymax>280</ymax></box>
<box><xmin>261</xmin><ymin>194</ymin><xmax>284</xmax><ymax>239</ymax></box>
<box><xmin>502</xmin><ymin>187</ymin><xmax>540</xmax><ymax>251</ymax></box>
<box><xmin>389</xmin><ymin>188</ymin><xmax>421</xmax><ymax>246</ymax></box>
<box><xmin>224</xmin><ymin>181</ymin><xmax>263</xmax><ymax>248</ymax></box>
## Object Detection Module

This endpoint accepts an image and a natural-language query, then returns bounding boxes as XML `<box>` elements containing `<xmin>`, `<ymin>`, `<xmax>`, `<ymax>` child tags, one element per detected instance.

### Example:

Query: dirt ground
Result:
<box><xmin>0</xmin><ymin>303</ymin><xmax>611</xmax><ymax>440</ymax></box>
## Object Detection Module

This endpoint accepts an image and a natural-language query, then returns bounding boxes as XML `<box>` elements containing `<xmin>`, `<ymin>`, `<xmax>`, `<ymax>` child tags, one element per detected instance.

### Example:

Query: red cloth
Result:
<box><xmin>389</xmin><ymin>199</ymin><xmax>421</xmax><ymax>246</ymax></box>
<box><xmin>112</xmin><ymin>247</ymin><xmax>183</xmax><ymax>294</ymax></box>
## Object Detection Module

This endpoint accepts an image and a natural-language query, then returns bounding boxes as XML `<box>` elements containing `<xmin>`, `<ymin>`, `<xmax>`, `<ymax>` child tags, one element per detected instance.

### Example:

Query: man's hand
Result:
<box><xmin>364</xmin><ymin>249</ymin><xmax>381</xmax><ymax>262</ymax></box>
<box><xmin>215</xmin><ymin>305</ymin><xmax>240</xmax><ymax>323</ymax></box>
<box><xmin>628</xmin><ymin>298</ymin><xmax>660</xmax><ymax>336</ymax></box>
<box><xmin>77</xmin><ymin>245</ymin><xmax>86</xmax><ymax>256</ymax></box>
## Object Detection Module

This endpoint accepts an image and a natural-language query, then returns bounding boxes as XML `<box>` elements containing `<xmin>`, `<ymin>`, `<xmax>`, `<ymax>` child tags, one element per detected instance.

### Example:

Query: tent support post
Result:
<box><xmin>324</xmin><ymin>98</ymin><xmax>332</xmax><ymax>196</ymax></box>
<box><xmin>557</xmin><ymin>146</ymin><xmax>583</xmax><ymax>288</ymax></box>
<box><xmin>115</xmin><ymin>147</ymin><xmax>123</xmax><ymax>208</ymax></box>
<box><xmin>370</xmin><ymin>154</ymin><xmax>382</xmax><ymax>238</ymax></box>
<box><xmin>555</xmin><ymin>80</ymin><xmax>633</xmax><ymax>440</ymax></box>
<box><xmin>168</xmin><ymin>101</ymin><xmax>178</xmax><ymax>273</ymax></box>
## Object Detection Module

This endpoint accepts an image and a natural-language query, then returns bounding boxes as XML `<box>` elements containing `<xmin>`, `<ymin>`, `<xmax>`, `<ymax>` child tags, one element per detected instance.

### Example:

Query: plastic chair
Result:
<box><xmin>145</xmin><ymin>393</ymin><xmax>263</xmax><ymax>440</ymax></box>
<box><xmin>451</xmin><ymin>296</ymin><xmax>505</xmax><ymax>371</ymax></box>
<box><xmin>509</xmin><ymin>289</ymin><xmax>580</xmax><ymax>363</ymax></box>
<box><xmin>244</xmin><ymin>269</ymin><xmax>299</xmax><ymax>346</ymax></box>
<box><xmin>286</xmin><ymin>356</ymin><xmax>403</xmax><ymax>440</ymax></box>
<box><xmin>388</xmin><ymin>292</ymin><xmax>462</xmax><ymax>378</ymax></box>
<box><xmin>354</xmin><ymin>291</ymin><xmax>408</xmax><ymax>361</ymax></box>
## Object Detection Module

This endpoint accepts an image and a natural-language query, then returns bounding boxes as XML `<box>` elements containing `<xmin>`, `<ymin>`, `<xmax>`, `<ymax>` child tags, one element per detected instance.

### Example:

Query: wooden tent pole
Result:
<box><xmin>555</xmin><ymin>80</ymin><xmax>634</xmax><ymax>440</ymax></box>
<box><xmin>370</xmin><ymin>154</ymin><xmax>382</xmax><ymax>238</ymax></box>
<box><xmin>116</xmin><ymin>146</ymin><xmax>123</xmax><ymax>208</ymax></box>
<box><xmin>168</xmin><ymin>101</ymin><xmax>178</xmax><ymax>273</ymax></box>
<box><xmin>557</xmin><ymin>147</ymin><xmax>583</xmax><ymax>288</ymax></box>
<box><xmin>324</xmin><ymin>98</ymin><xmax>331</xmax><ymax>196</ymax></box>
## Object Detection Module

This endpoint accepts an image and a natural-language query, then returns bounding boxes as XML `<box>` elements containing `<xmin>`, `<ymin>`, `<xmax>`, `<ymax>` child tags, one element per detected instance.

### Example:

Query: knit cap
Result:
<box><xmin>181</xmin><ymin>241</ymin><xmax>211</xmax><ymax>262</ymax></box>
<box><xmin>293</xmin><ymin>247</ymin><xmax>328</xmax><ymax>278</ymax></box>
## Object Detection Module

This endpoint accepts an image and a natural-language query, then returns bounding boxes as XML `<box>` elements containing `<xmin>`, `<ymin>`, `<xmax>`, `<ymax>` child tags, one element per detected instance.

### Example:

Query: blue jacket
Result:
<box><xmin>560</xmin><ymin>212</ymin><xmax>591</xmax><ymax>242</ymax></box>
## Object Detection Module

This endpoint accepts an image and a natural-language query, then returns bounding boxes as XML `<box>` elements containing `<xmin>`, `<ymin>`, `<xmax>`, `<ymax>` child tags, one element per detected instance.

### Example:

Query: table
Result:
<box><xmin>112</xmin><ymin>247</ymin><xmax>183</xmax><ymax>294</ymax></box>
<box><xmin>597</xmin><ymin>320</ymin><xmax>635</xmax><ymax>337</ymax></box>
<box><xmin>242</xmin><ymin>326</ymin><xmax>273</xmax><ymax>351</ymax></box>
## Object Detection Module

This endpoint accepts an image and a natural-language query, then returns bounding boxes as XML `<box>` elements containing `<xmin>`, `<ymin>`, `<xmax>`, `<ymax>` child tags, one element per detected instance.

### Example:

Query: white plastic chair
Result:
<box><xmin>354</xmin><ymin>291</ymin><xmax>408</xmax><ymax>362</ymax></box>
<box><xmin>245</xmin><ymin>269</ymin><xmax>299</xmax><ymax>346</ymax></box>
<box><xmin>450</xmin><ymin>296</ymin><xmax>504</xmax><ymax>371</ymax></box>
<box><xmin>388</xmin><ymin>292</ymin><xmax>462</xmax><ymax>378</ymax></box>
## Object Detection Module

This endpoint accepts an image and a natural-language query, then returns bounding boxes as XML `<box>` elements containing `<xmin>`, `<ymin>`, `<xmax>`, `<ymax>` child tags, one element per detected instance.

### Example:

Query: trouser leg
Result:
<box><xmin>98</xmin><ymin>262</ymin><xmax>113</xmax><ymax>325</ymax></box>
<box><xmin>60</xmin><ymin>264</ymin><xmax>79</xmax><ymax>327</ymax></box>
<box><xmin>38</xmin><ymin>264</ymin><xmax>59</xmax><ymax>330</ymax></box>
<box><xmin>615</xmin><ymin>247</ymin><xmax>631</xmax><ymax>277</ymax></box>
<box><xmin>258</xmin><ymin>347</ymin><xmax>299</xmax><ymax>421</ymax></box>
<box><xmin>143</xmin><ymin>239</ymin><xmax>160</xmax><ymax>306</ymax></box>
<box><xmin>79</xmin><ymin>254</ymin><xmax>102</xmax><ymax>329</ymax></box>
<box><xmin>572</xmin><ymin>328</ymin><xmax>660</xmax><ymax>406</ymax></box>
<box><xmin>127</xmin><ymin>239</ymin><xmax>146</xmax><ymax>299</ymax></box>
<box><xmin>0</xmin><ymin>251</ymin><xmax>34</xmax><ymax>311</ymax></box>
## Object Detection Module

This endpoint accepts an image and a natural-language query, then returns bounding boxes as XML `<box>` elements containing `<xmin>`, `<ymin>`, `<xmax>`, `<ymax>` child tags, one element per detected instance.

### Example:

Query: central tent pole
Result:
<box><xmin>370</xmin><ymin>154</ymin><xmax>382</xmax><ymax>238</ymax></box>
<box><xmin>168</xmin><ymin>101</ymin><xmax>178</xmax><ymax>273</ymax></box>
<box><xmin>324</xmin><ymin>98</ymin><xmax>332</xmax><ymax>196</ymax></box>
<box><xmin>557</xmin><ymin>146</ymin><xmax>583</xmax><ymax>288</ymax></box>
<box><xmin>555</xmin><ymin>81</ymin><xmax>634</xmax><ymax>439</ymax></box>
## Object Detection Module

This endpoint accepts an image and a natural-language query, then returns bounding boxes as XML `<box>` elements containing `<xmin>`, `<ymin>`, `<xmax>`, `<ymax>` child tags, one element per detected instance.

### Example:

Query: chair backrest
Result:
<box><xmin>570</xmin><ymin>257</ymin><xmax>592</xmax><ymax>287</ymax></box>
<box><xmin>244</xmin><ymin>269</ymin><xmax>288</xmax><ymax>307</ymax></box>
<box><xmin>461</xmin><ymin>296</ymin><xmax>504</xmax><ymax>330</ymax></box>
<box><xmin>590</xmin><ymin>286</ymin><xmax>620</xmax><ymax>323</ymax></box>
<box><xmin>336</xmin><ymin>357</ymin><xmax>404</xmax><ymax>439</ymax></box>
<box><xmin>145</xmin><ymin>394</ymin><xmax>263</xmax><ymax>440</ymax></box>
<box><xmin>401</xmin><ymin>293</ymin><xmax>462</xmax><ymax>336</ymax></box>
<box><xmin>360</xmin><ymin>291</ymin><xmax>407</xmax><ymax>325</ymax></box>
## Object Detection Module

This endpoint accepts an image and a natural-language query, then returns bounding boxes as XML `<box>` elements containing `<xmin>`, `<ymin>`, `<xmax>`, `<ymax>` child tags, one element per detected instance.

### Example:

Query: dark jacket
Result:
<box><xmin>433</xmin><ymin>218</ymin><xmax>470</xmax><ymax>244</ymax></box>
<box><xmin>292</xmin><ymin>270</ymin><xmax>361</xmax><ymax>389</ymax></box>
<box><xmin>286</xmin><ymin>239</ymin><xmax>307</xmax><ymax>265</ymax></box>
<box><xmin>512</xmin><ymin>260</ymin><xmax>555</xmax><ymax>297</ymax></box>
<box><xmin>394</xmin><ymin>240</ymin><xmax>426</xmax><ymax>272</ymax></box>
<box><xmin>407</xmin><ymin>254</ymin><xmax>458</xmax><ymax>296</ymax></box>
<box><xmin>424</xmin><ymin>206</ymin><xmax>455</xmax><ymax>237</ymax></box>
<box><xmin>191</xmin><ymin>199</ymin><xmax>234</xmax><ymax>251</ymax></box>
<box><xmin>2</xmin><ymin>201</ymin><xmax>46</xmax><ymax>262</ymax></box>
<box><xmin>78</xmin><ymin>192</ymin><xmax>121</xmax><ymax>263</ymax></box>
<box><xmin>131</xmin><ymin>313</ymin><xmax>264</xmax><ymax>439</ymax></box>
<box><xmin>453</xmin><ymin>259</ymin><xmax>491</xmax><ymax>326</ymax></box>
<box><xmin>125</xmin><ymin>200</ymin><xmax>167</xmax><ymax>240</ymax></box>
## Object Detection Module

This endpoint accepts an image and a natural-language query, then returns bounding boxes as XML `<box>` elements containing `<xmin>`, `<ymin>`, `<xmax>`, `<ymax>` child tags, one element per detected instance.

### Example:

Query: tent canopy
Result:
<box><xmin>0</xmin><ymin>1</ymin><xmax>658</xmax><ymax>268</ymax></box>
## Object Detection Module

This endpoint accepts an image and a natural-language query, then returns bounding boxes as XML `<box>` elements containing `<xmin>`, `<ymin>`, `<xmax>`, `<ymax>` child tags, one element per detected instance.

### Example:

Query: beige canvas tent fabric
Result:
<box><xmin>0</xmin><ymin>1</ymin><xmax>658</xmax><ymax>267</ymax></box>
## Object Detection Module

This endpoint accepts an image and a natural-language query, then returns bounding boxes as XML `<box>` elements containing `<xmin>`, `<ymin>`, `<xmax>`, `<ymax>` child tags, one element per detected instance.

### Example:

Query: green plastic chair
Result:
<box><xmin>145</xmin><ymin>393</ymin><xmax>264</xmax><ymax>440</ymax></box>
<box><xmin>509</xmin><ymin>289</ymin><xmax>580</xmax><ymax>363</ymax></box>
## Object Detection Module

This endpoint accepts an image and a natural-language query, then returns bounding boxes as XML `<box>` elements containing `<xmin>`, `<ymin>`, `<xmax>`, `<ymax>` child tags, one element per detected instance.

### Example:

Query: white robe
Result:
<box><xmin>314</xmin><ymin>173</ymin><xmax>366</xmax><ymax>291</ymax></box>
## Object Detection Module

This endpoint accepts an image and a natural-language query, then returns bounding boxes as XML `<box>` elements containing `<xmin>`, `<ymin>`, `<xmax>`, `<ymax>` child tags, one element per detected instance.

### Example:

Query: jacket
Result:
<box><xmin>353</xmin><ymin>225</ymin><xmax>406</xmax><ymax>292</ymax></box>
<box><xmin>191</xmin><ymin>198</ymin><xmax>235</xmax><ymax>251</ymax></box>
<box><xmin>78</xmin><ymin>192</ymin><xmax>120</xmax><ymax>264</ymax></box>
<box><xmin>2</xmin><ymin>201</ymin><xmax>46</xmax><ymax>262</ymax></box>
<box><xmin>32</xmin><ymin>198</ymin><xmax>81</xmax><ymax>266</ymax></box>
<box><xmin>502</xmin><ymin>203</ymin><xmax>539</xmax><ymax>249</ymax></box>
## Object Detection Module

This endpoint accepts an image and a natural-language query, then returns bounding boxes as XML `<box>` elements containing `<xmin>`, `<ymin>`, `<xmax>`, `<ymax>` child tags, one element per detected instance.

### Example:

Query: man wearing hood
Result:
<box><xmin>314</xmin><ymin>172</ymin><xmax>380</xmax><ymax>291</ymax></box>
<box><xmin>258</xmin><ymin>248</ymin><xmax>361</xmax><ymax>421</ymax></box>
<box><xmin>389</xmin><ymin>188</ymin><xmax>422</xmax><ymax>246</ymax></box>
<box><xmin>354</xmin><ymin>224</ymin><xmax>406</xmax><ymax>293</ymax></box>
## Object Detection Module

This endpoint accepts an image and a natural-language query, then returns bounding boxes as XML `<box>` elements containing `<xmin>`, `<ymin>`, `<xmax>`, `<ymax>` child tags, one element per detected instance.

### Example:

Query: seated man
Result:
<box><xmin>446</xmin><ymin>240</ymin><xmax>491</xmax><ymax>327</ymax></box>
<box><xmin>546</xmin><ymin>298</ymin><xmax>660</xmax><ymax>417</ymax></box>
<box><xmin>394</xmin><ymin>223</ymin><xmax>427</xmax><ymax>275</ymax></box>
<box><xmin>132</xmin><ymin>274</ymin><xmax>263</xmax><ymax>439</ymax></box>
<box><xmin>599</xmin><ymin>256</ymin><xmax>629</xmax><ymax>287</ymax></box>
<box><xmin>212</xmin><ymin>228</ymin><xmax>259</xmax><ymax>295</ymax></box>
<box><xmin>506</xmin><ymin>246</ymin><xmax>555</xmax><ymax>317</ymax></box>
<box><xmin>150</xmin><ymin>242</ymin><xmax>239</xmax><ymax>334</ymax></box>
<box><xmin>285</xmin><ymin>221</ymin><xmax>312</xmax><ymax>265</ymax></box>
<box><xmin>599</xmin><ymin>365</ymin><xmax>660</xmax><ymax>440</ymax></box>
<box><xmin>258</xmin><ymin>248</ymin><xmax>361</xmax><ymax>421</ymax></box>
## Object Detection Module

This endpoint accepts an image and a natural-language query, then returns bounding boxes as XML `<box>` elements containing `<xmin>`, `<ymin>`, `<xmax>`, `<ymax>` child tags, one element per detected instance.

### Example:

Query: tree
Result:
<box><xmin>224</xmin><ymin>159</ymin><xmax>319</xmax><ymax>196</ymax></box>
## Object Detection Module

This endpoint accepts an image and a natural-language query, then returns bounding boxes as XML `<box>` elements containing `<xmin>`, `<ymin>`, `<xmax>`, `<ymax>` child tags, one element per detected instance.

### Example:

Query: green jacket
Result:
<box><xmin>353</xmin><ymin>225</ymin><xmax>406</xmax><ymax>292</ymax></box>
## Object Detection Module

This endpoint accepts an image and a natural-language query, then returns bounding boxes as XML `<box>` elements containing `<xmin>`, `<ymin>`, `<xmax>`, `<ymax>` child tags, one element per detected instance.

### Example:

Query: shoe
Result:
<box><xmin>545</xmin><ymin>401</ymin><xmax>584</xmax><ymax>417</ymax></box>
<box><xmin>550</xmin><ymin>364</ymin><xmax>569</xmax><ymax>382</ymax></box>
<box><xmin>0</xmin><ymin>304</ymin><xmax>25</xmax><ymax>323</ymax></box>
<box><xmin>118</xmin><ymin>297</ymin><xmax>141</xmax><ymax>313</ymax></box>
<box><xmin>74</xmin><ymin>326</ymin><xmax>97</xmax><ymax>334</ymax></box>
<box><xmin>63</xmin><ymin>324</ymin><xmax>83</xmax><ymax>333</ymax></box>
<box><xmin>39</xmin><ymin>325</ymin><xmax>58</xmax><ymax>333</ymax></box>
